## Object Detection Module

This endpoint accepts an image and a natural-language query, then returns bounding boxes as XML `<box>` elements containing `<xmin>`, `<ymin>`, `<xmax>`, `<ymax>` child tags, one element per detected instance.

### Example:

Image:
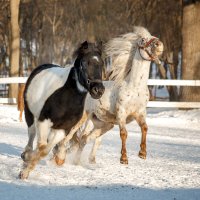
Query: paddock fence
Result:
<box><xmin>0</xmin><ymin>77</ymin><xmax>200</xmax><ymax>108</ymax></box>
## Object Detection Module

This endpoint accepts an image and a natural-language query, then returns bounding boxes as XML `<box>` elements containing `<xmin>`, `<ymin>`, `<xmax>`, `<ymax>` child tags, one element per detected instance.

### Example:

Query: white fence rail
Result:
<box><xmin>0</xmin><ymin>77</ymin><xmax>200</xmax><ymax>108</ymax></box>
<box><xmin>147</xmin><ymin>79</ymin><xmax>200</xmax><ymax>86</ymax></box>
<box><xmin>1</xmin><ymin>77</ymin><xmax>200</xmax><ymax>86</ymax></box>
<box><xmin>0</xmin><ymin>77</ymin><xmax>27</xmax><ymax>84</ymax></box>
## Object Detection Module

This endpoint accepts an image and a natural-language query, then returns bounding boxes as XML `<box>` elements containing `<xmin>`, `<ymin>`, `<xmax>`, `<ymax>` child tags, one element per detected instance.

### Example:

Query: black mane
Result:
<box><xmin>73</xmin><ymin>41</ymin><xmax>102</xmax><ymax>59</ymax></box>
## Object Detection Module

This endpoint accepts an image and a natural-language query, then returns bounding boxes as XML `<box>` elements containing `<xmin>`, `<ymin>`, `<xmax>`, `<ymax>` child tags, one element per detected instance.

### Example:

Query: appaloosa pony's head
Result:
<box><xmin>137</xmin><ymin>35</ymin><xmax>164</xmax><ymax>63</ymax></box>
<box><xmin>104</xmin><ymin>27</ymin><xmax>164</xmax><ymax>83</ymax></box>
<box><xmin>74</xmin><ymin>41</ymin><xmax>105</xmax><ymax>99</ymax></box>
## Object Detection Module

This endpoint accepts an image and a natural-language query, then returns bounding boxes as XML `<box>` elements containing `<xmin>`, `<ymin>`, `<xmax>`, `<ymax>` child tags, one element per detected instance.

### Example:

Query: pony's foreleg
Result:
<box><xmin>74</xmin><ymin>123</ymin><xmax>113</xmax><ymax>165</ymax></box>
<box><xmin>53</xmin><ymin>129</ymin><xmax>80</xmax><ymax>166</ymax></box>
<box><xmin>73</xmin><ymin>128</ymin><xmax>99</xmax><ymax>165</ymax></box>
<box><xmin>89</xmin><ymin>136</ymin><xmax>102</xmax><ymax>164</ymax></box>
<box><xmin>68</xmin><ymin>132</ymin><xmax>81</xmax><ymax>153</ymax></box>
<box><xmin>119</xmin><ymin>124</ymin><xmax>128</xmax><ymax>164</ymax></box>
<box><xmin>21</xmin><ymin>124</ymin><xmax>36</xmax><ymax>161</ymax></box>
<box><xmin>19</xmin><ymin>129</ymin><xmax>65</xmax><ymax>179</ymax></box>
<box><xmin>53</xmin><ymin>112</ymin><xmax>88</xmax><ymax>166</ymax></box>
<box><xmin>53</xmin><ymin>132</ymin><xmax>80</xmax><ymax>161</ymax></box>
<box><xmin>135</xmin><ymin>115</ymin><xmax>148</xmax><ymax>159</ymax></box>
<box><xmin>116</xmin><ymin>105</ymin><xmax>129</xmax><ymax>164</ymax></box>
<box><xmin>71</xmin><ymin>118</ymin><xmax>93</xmax><ymax>154</ymax></box>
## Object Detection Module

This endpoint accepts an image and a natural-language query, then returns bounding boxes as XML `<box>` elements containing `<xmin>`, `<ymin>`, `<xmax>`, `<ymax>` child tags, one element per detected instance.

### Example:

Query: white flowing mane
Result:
<box><xmin>104</xmin><ymin>26</ymin><xmax>152</xmax><ymax>83</ymax></box>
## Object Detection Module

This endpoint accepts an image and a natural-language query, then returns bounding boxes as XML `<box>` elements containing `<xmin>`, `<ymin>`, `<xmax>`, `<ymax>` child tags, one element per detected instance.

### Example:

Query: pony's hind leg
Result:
<box><xmin>74</xmin><ymin>120</ymin><xmax>113</xmax><ymax>165</ymax></box>
<box><xmin>135</xmin><ymin>114</ymin><xmax>148</xmax><ymax>159</ymax></box>
<box><xmin>21</xmin><ymin>124</ymin><xmax>36</xmax><ymax>161</ymax></box>
<box><xmin>22</xmin><ymin>119</ymin><xmax>51</xmax><ymax>161</ymax></box>
<box><xmin>19</xmin><ymin>119</ymin><xmax>51</xmax><ymax>179</ymax></box>
<box><xmin>21</xmin><ymin>102</ymin><xmax>36</xmax><ymax>162</ymax></box>
<box><xmin>89</xmin><ymin>136</ymin><xmax>102</xmax><ymax>164</ymax></box>
<box><xmin>19</xmin><ymin>128</ymin><xmax>65</xmax><ymax>179</ymax></box>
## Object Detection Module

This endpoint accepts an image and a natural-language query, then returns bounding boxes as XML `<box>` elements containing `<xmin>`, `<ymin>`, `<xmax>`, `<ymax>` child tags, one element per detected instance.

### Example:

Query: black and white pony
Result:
<box><xmin>19</xmin><ymin>41</ymin><xmax>105</xmax><ymax>179</ymax></box>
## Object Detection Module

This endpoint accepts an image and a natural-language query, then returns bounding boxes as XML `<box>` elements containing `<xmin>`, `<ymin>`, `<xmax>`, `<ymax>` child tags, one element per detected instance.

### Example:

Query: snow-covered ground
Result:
<box><xmin>0</xmin><ymin>105</ymin><xmax>199</xmax><ymax>200</ymax></box>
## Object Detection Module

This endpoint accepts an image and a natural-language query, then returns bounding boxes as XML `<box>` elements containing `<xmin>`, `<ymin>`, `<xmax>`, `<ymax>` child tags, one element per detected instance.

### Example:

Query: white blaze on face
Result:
<box><xmin>92</xmin><ymin>56</ymin><xmax>99</xmax><ymax>62</ymax></box>
<box><xmin>26</xmin><ymin>66</ymin><xmax>72</xmax><ymax>118</ymax></box>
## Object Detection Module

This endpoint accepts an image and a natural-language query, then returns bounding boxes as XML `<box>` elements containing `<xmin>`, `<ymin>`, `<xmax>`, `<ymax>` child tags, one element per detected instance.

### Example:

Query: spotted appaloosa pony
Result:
<box><xmin>53</xmin><ymin>27</ymin><xmax>164</xmax><ymax>165</ymax></box>
<box><xmin>19</xmin><ymin>41</ymin><xmax>105</xmax><ymax>179</ymax></box>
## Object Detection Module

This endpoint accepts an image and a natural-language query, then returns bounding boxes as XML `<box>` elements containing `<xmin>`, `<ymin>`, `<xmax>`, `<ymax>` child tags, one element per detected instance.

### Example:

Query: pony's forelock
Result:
<box><xmin>73</xmin><ymin>42</ymin><xmax>102</xmax><ymax>59</ymax></box>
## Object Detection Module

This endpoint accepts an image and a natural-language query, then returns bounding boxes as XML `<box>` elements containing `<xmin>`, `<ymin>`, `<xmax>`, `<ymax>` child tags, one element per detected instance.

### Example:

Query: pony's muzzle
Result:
<box><xmin>90</xmin><ymin>82</ymin><xmax>105</xmax><ymax>99</ymax></box>
<box><xmin>153</xmin><ymin>41</ymin><xmax>164</xmax><ymax>57</ymax></box>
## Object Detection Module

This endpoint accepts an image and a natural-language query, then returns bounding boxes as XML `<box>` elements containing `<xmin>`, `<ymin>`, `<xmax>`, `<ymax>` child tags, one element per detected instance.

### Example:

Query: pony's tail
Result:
<box><xmin>17</xmin><ymin>84</ymin><xmax>25</xmax><ymax>121</ymax></box>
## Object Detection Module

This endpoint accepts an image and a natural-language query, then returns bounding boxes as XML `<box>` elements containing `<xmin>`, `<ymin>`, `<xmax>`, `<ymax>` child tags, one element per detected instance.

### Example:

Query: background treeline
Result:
<box><xmin>0</xmin><ymin>0</ymin><xmax>200</xmax><ymax>101</ymax></box>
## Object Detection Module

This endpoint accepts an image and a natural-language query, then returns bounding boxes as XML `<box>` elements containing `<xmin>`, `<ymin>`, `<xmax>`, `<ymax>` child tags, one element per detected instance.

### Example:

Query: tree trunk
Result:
<box><xmin>9</xmin><ymin>0</ymin><xmax>20</xmax><ymax>98</ymax></box>
<box><xmin>180</xmin><ymin>2</ymin><xmax>200</xmax><ymax>101</ymax></box>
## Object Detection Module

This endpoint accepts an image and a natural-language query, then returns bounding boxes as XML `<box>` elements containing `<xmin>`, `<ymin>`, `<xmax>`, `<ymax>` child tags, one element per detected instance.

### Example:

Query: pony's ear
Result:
<box><xmin>96</xmin><ymin>41</ymin><xmax>103</xmax><ymax>50</ymax></box>
<box><xmin>81</xmin><ymin>41</ymin><xmax>88</xmax><ymax>49</ymax></box>
<box><xmin>95</xmin><ymin>41</ymin><xmax>103</xmax><ymax>54</ymax></box>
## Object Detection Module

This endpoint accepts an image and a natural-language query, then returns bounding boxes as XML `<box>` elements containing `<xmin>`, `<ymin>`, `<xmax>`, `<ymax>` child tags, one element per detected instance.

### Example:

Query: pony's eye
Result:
<box><xmin>81</xmin><ymin>61</ymin><xmax>87</xmax><ymax>69</ymax></box>
<box><xmin>87</xmin><ymin>79</ymin><xmax>90</xmax><ymax>84</ymax></box>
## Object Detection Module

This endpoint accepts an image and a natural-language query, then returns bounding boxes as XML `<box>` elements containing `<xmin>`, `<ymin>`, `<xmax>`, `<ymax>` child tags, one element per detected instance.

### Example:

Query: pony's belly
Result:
<box><xmin>126</xmin><ymin>115</ymin><xmax>135</xmax><ymax>123</ymax></box>
<box><xmin>51</xmin><ymin>111</ymin><xmax>83</xmax><ymax>131</ymax></box>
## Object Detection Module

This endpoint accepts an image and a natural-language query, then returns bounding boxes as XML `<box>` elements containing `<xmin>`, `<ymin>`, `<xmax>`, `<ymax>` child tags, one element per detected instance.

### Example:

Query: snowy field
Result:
<box><xmin>0</xmin><ymin>105</ymin><xmax>199</xmax><ymax>200</ymax></box>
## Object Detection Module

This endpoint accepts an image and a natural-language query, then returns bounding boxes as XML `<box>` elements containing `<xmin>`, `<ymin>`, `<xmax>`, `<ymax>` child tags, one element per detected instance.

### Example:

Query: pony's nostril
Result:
<box><xmin>100</xmin><ymin>86</ymin><xmax>105</xmax><ymax>94</ymax></box>
<box><xmin>93</xmin><ymin>87</ymin><xmax>99</xmax><ymax>94</ymax></box>
<box><xmin>91</xmin><ymin>84</ymin><xmax>105</xmax><ymax>97</ymax></box>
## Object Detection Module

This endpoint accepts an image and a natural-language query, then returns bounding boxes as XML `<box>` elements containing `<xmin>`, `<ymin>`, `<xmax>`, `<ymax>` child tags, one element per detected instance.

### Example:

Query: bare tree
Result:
<box><xmin>9</xmin><ymin>0</ymin><xmax>20</xmax><ymax>98</ymax></box>
<box><xmin>0</xmin><ymin>1</ymin><xmax>10</xmax><ymax>72</ymax></box>
<box><xmin>180</xmin><ymin>1</ymin><xmax>200</xmax><ymax>101</ymax></box>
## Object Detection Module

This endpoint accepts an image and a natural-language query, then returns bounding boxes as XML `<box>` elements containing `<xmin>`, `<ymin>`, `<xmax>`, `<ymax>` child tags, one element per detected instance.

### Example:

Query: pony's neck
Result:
<box><xmin>127</xmin><ymin>49</ymin><xmax>151</xmax><ymax>88</ymax></box>
<box><xmin>74</xmin><ymin>57</ymin><xmax>81</xmax><ymax>68</ymax></box>
<box><xmin>74</xmin><ymin>68</ymin><xmax>87</xmax><ymax>93</ymax></box>
<box><xmin>73</xmin><ymin>58</ymin><xmax>87</xmax><ymax>93</ymax></box>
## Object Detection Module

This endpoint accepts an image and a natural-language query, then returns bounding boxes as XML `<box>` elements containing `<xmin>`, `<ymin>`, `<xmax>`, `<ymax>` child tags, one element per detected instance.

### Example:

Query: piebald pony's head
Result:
<box><xmin>74</xmin><ymin>41</ymin><xmax>105</xmax><ymax>99</ymax></box>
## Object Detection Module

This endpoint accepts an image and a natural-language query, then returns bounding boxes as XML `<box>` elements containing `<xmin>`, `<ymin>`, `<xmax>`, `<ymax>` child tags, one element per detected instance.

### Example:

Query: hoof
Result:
<box><xmin>18</xmin><ymin>171</ymin><xmax>28</xmax><ymax>180</ymax></box>
<box><xmin>54</xmin><ymin>156</ymin><xmax>65</xmax><ymax>166</ymax></box>
<box><xmin>73</xmin><ymin>158</ymin><xmax>81</xmax><ymax>166</ymax></box>
<box><xmin>66</xmin><ymin>147</ymin><xmax>72</xmax><ymax>154</ymax></box>
<box><xmin>138</xmin><ymin>151</ymin><xmax>146</xmax><ymax>159</ymax></box>
<box><xmin>120</xmin><ymin>157</ymin><xmax>128</xmax><ymax>164</ymax></box>
<box><xmin>89</xmin><ymin>157</ymin><xmax>96</xmax><ymax>164</ymax></box>
<box><xmin>21</xmin><ymin>152</ymin><xmax>25</xmax><ymax>160</ymax></box>
<box><xmin>120</xmin><ymin>159</ymin><xmax>128</xmax><ymax>164</ymax></box>
<box><xmin>21</xmin><ymin>152</ymin><xmax>30</xmax><ymax>162</ymax></box>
